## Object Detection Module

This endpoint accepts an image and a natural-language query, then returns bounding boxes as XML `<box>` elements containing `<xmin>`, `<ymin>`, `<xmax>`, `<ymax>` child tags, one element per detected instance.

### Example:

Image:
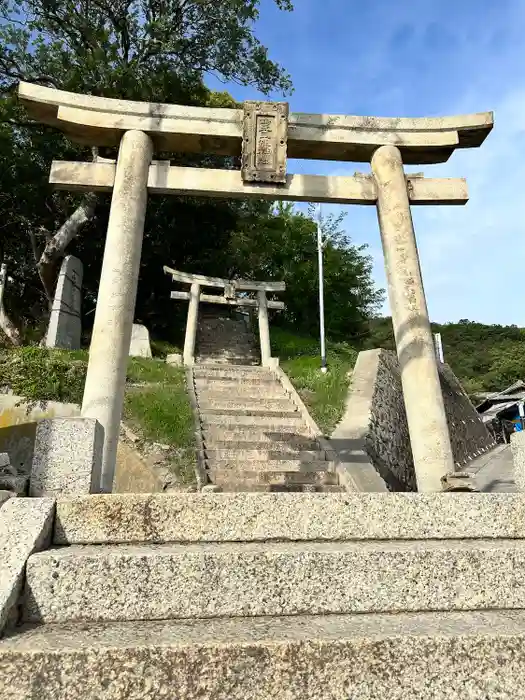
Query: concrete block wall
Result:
<box><xmin>333</xmin><ymin>349</ymin><xmax>496</xmax><ymax>492</ymax></box>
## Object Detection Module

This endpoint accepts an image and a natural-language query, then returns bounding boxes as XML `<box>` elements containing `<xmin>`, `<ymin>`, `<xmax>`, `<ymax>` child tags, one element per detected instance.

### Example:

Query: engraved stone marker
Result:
<box><xmin>129</xmin><ymin>323</ymin><xmax>152</xmax><ymax>358</ymax></box>
<box><xmin>242</xmin><ymin>101</ymin><xmax>289</xmax><ymax>183</ymax></box>
<box><xmin>0</xmin><ymin>264</ymin><xmax>7</xmax><ymax>309</ymax></box>
<box><xmin>45</xmin><ymin>255</ymin><xmax>83</xmax><ymax>350</ymax></box>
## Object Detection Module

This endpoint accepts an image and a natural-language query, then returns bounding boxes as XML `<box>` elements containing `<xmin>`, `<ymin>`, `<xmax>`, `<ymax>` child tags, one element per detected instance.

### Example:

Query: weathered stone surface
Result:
<box><xmin>0</xmin><ymin>491</ymin><xmax>13</xmax><ymax>509</ymax></box>
<box><xmin>0</xmin><ymin>453</ymin><xmax>27</xmax><ymax>495</ymax></box>
<box><xmin>1</xmin><ymin>610</ymin><xmax>524</xmax><ymax>699</ymax></box>
<box><xmin>30</xmin><ymin>418</ymin><xmax>103</xmax><ymax>497</ymax></box>
<box><xmin>0</xmin><ymin>497</ymin><xmax>54</xmax><ymax>634</ymax></box>
<box><xmin>54</xmin><ymin>492</ymin><xmax>525</xmax><ymax>545</ymax></box>
<box><xmin>166</xmin><ymin>353</ymin><xmax>182</xmax><ymax>366</ymax></box>
<box><xmin>242</xmin><ymin>100</ymin><xmax>288</xmax><ymax>184</ymax></box>
<box><xmin>0</xmin><ymin>397</ymin><xmax>81</xmax><ymax>478</ymax></box>
<box><xmin>81</xmin><ymin>130</ymin><xmax>153</xmax><ymax>493</ymax></box>
<box><xmin>196</xmin><ymin>307</ymin><xmax>259</xmax><ymax>366</ymax></box>
<box><xmin>45</xmin><ymin>255</ymin><xmax>83</xmax><ymax>350</ymax></box>
<box><xmin>333</xmin><ymin>349</ymin><xmax>497</xmax><ymax>492</ymax></box>
<box><xmin>113</xmin><ymin>442</ymin><xmax>166</xmax><ymax>494</ymax></box>
<box><xmin>128</xmin><ymin>323</ymin><xmax>152</xmax><ymax>358</ymax></box>
<box><xmin>24</xmin><ymin>537</ymin><xmax>525</xmax><ymax>622</ymax></box>
<box><xmin>19</xmin><ymin>80</ymin><xmax>493</xmax><ymax>164</ymax></box>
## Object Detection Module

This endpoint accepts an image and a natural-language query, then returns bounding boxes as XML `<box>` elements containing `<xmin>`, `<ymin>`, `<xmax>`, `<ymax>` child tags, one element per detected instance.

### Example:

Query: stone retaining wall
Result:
<box><xmin>332</xmin><ymin>349</ymin><xmax>496</xmax><ymax>491</ymax></box>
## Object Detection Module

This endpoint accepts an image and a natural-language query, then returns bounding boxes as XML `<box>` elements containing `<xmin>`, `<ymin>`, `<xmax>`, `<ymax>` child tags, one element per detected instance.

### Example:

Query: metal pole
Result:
<box><xmin>317</xmin><ymin>204</ymin><xmax>327</xmax><ymax>373</ymax></box>
<box><xmin>433</xmin><ymin>332</ymin><xmax>444</xmax><ymax>363</ymax></box>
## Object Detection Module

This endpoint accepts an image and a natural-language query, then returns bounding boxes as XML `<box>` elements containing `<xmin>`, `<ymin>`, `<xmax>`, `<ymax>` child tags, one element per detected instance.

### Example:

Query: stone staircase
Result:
<box><xmin>2</xmin><ymin>491</ymin><xmax>525</xmax><ymax>699</ymax></box>
<box><xmin>193</xmin><ymin>363</ymin><xmax>342</xmax><ymax>491</ymax></box>
<box><xmin>196</xmin><ymin>306</ymin><xmax>259</xmax><ymax>365</ymax></box>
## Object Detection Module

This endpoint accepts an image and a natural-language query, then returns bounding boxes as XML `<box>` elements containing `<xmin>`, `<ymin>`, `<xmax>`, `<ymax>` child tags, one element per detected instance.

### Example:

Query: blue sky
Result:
<box><xmin>207</xmin><ymin>0</ymin><xmax>525</xmax><ymax>325</ymax></box>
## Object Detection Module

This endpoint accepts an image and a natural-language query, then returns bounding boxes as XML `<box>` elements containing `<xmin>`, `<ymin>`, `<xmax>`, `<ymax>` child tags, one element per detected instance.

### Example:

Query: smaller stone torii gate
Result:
<box><xmin>17</xmin><ymin>81</ymin><xmax>493</xmax><ymax>494</ymax></box>
<box><xmin>163</xmin><ymin>266</ymin><xmax>285</xmax><ymax>367</ymax></box>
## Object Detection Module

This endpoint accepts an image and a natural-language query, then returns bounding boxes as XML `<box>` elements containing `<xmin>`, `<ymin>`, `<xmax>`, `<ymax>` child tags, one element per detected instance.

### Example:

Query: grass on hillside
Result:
<box><xmin>271</xmin><ymin>327</ymin><xmax>357</xmax><ymax>435</ymax></box>
<box><xmin>0</xmin><ymin>345</ymin><xmax>194</xmax><ymax>481</ymax></box>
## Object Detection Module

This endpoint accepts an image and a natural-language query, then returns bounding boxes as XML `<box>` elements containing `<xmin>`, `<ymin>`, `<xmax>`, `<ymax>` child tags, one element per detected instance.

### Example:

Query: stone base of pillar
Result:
<box><xmin>30</xmin><ymin>418</ymin><xmax>104</xmax><ymax>497</ymax></box>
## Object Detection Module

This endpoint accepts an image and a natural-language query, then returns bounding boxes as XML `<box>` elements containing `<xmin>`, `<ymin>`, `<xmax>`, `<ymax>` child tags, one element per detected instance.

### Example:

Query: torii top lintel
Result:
<box><xmin>18</xmin><ymin>82</ymin><xmax>493</xmax><ymax>166</ymax></box>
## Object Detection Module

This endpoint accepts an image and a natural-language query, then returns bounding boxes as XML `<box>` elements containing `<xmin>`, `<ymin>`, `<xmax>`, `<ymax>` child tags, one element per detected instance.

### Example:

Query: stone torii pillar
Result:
<box><xmin>81</xmin><ymin>130</ymin><xmax>153</xmax><ymax>491</ymax></box>
<box><xmin>257</xmin><ymin>290</ymin><xmax>271</xmax><ymax>367</ymax></box>
<box><xmin>183</xmin><ymin>282</ymin><xmax>201</xmax><ymax>366</ymax></box>
<box><xmin>372</xmin><ymin>146</ymin><xmax>455</xmax><ymax>492</ymax></box>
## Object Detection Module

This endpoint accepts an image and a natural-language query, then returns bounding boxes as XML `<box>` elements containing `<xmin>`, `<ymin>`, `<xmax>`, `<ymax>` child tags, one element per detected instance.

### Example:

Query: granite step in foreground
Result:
<box><xmin>22</xmin><ymin>538</ymin><xmax>525</xmax><ymax>623</ymax></box>
<box><xmin>3</xmin><ymin>611</ymin><xmax>525</xmax><ymax>700</ymax></box>
<box><xmin>4</xmin><ymin>493</ymin><xmax>525</xmax><ymax>699</ymax></box>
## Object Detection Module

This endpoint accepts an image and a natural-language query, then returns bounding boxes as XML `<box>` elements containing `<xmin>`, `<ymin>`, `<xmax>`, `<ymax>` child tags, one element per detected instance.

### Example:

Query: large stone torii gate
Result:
<box><xmin>18</xmin><ymin>81</ymin><xmax>493</xmax><ymax>494</ymax></box>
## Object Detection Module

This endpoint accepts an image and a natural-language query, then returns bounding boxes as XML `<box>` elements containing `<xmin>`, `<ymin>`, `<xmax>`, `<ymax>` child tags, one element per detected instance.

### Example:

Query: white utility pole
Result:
<box><xmin>433</xmin><ymin>332</ymin><xmax>444</xmax><ymax>363</ymax></box>
<box><xmin>317</xmin><ymin>204</ymin><xmax>327</xmax><ymax>373</ymax></box>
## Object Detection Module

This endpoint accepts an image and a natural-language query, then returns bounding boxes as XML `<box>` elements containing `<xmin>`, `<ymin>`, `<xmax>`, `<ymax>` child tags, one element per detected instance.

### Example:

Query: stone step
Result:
<box><xmin>197</xmin><ymin>341</ymin><xmax>256</xmax><ymax>349</ymax></box>
<box><xmin>213</xmin><ymin>484</ymin><xmax>342</xmax><ymax>493</ymax></box>
<box><xmin>201</xmin><ymin>414</ymin><xmax>307</xmax><ymax>428</ymax></box>
<box><xmin>197</xmin><ymin>356</ymin><xmax>257</xmax><ymax>361</ymax></box>
<box><xmin>206</xmin><ymin>459</ymin><xmax>331</xmax><ymax>471</ymax></box>
<box><xmin>209</xmin><ymin>469</ymin><xmax>338</xmax><ymax>487</ymax></box>
<box><xmin>205</xmin><ymin>439</ymin><xmax>323</xmax><ymax>453</ymax></box>
<box><xmin>195</xmin><ymin>381</ymin><xmax>285</xmax><ymax>396</ymax></box>
<box><xmin>197</xmin><ymin>349</ymin><xmax>258</xmax><ymax>356</ymax></box>
<box><xmin>201</xmin><ymin>407</ymin><xmax>298</xmax><ymax>420</ymax></box>
<box><xmin>198</xmin><ymin>398</ymin><xmax>295</xmax><ymax>414</ymax></box>
<box><xmin>7</xmin><ymin>611</ymin><xmax>525</xmax><ymax>700</ymax></box>
<box><xmin>197</xmin><ymin>387</ymin><xmax>288</xmax><ymax>401</ymax></box>
<box><xmin>198</xmin><ymin>341</ymin><xmax>256</xmax><ymax>347</ymax></box>
<box><xmin>203</xmin><ymin>428</ymin><xmax>316</xmax><ymax>443</ymax></box>
<box><xmin>52</xmin><ymin>493</ymin><xmax>525</xmax><ymax>546</ymax></box>
<box><xmin>197</xmin><ymin>335</ymin><xmax>254</xmax><ymax>342</ymax></box>
<box><xmin>197</xmin><ymin>350</ymin><xmax>257</xmax><ymax>356</ymax></box>
<box><xmin>23</xmin><ymin>539</ymin><xmax>525</xmax><ymax>624</ymax></box>
<box><xmin>197</xmin><ymin>358</ymin><xmax>259</xmax><ymax>367</ymax></box>
<box><xmin>194</xmin><ymin>364</ymin><xmax>271</xmax><ymax>374</ymax></box>
<box><xmin>203</xmin><ymin>428</ymin><xmax>313</xmax><ymax>444</ymax></box>
<box><xmin>205</xmin><ymin>448</ymin><xmax>326</xmax><ymax>461</ymax></box>
<box><xmin>194</xmin><ymin>376</ymin><xmax>277</xmax><ymax>388</ymax></box>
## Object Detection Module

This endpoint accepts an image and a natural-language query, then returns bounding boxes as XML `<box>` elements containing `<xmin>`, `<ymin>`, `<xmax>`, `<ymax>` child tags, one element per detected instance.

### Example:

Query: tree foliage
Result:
<box><xmin>0</xmin><ymin>0</ymin><xmax>384</xmax><ymax>351</ymax></box>
<box><xmin>0</xmin><ymin>0</ymin><xmax>293</xmax><ymax>96</ymax></box>
<box><xmin>0</xmin><ymin>0</ymin><xmax>294</xmax><ymax>339</ymax></box>
<box><xmin>365</xmin><ymin>317</ymin><xmax>525</xmax><ymax>396</ymax></box>
<box><xmin>228</xmin><ymin>202</ymin><xmax>384</xmax><ymax>340</ymax></box>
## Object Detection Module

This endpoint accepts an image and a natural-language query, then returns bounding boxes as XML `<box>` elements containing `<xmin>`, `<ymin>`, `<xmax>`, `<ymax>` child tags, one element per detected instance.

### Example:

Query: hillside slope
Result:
<box><xmin>365</xmin><ymin>318</ymin><xmax>525</xmax><ymax>397</ymax></box>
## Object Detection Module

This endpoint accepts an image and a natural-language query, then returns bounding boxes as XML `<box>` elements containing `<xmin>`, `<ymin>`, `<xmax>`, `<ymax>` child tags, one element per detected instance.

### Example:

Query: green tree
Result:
<box><xmin>365</xmin><ymin>316</ymin><xmax>525</xmax><ymax>399</ymax></box>
<box><xmin>0</xmin><ymin>0</ymin><xmax>294</xmax><ymax>341</ymax></box>
<box><xmin>228</xmin><ymin>202</ymin><xmax>384</xmax><ymax>340</ymax></box>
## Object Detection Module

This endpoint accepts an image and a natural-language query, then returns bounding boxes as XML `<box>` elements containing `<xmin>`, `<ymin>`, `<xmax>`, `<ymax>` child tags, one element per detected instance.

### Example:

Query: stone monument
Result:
<box><xmin>45</xmin><ymin>255</ymin><xmax>83</xmax><ymax>350</ymax></box>
<box><xmin>129</xmin><ymin>323</ymin><xmax>152</xmax><ymax>358</ymax></box>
